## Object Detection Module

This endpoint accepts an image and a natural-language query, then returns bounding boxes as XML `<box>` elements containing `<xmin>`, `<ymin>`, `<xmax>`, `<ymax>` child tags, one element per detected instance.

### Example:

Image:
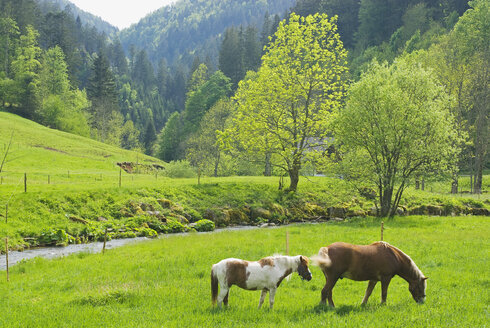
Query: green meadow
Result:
<box><xmin>1</xmin><ymin>111</ymin><xmax>488</xmax><ymax>251</ymax></box>
<box><xmin>1</xmin><ymin>216</ymin><xmax>488</xmax><ymax>327</ymax></box>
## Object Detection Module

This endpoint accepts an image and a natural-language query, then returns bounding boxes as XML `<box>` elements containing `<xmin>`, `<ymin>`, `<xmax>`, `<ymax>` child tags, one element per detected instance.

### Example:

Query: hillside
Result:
<box><xmin>0</xmin><ymin>111</ymin><xmax>162</xmax><ymax>177</ymax></box>
<box><xmin>118</xmin><ymin>0</ymin><xmax>296</xmax><ymax>67</ymax></box>
<box><xmin>36</xmin><ymin>0</ymin><xmax>118</xmax><ymax>35</ymax></box>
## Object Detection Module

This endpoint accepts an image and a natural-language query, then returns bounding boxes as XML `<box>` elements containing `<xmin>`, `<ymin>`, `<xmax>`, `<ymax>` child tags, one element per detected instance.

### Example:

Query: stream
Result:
<box><xmin>0</xmin><ymin>225</ymin><xmax>262</xmax><ymax>271</ymax></box>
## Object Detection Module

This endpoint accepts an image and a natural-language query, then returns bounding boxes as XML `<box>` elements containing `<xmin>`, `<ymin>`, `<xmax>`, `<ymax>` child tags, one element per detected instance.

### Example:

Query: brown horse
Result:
<box><xmin>314</xmin><ymin>241</ymin><xmax>427</xmax><ymax>307</ymax></box>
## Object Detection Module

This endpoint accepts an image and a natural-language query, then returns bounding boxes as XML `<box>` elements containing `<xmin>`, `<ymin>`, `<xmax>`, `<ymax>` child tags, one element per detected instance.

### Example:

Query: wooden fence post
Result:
<box><xmin>5</xmin><ymin>237</ymin><xmax>9</xmax><ymax>282</ymax></box>
<box><xmin>102</xmin><ymin>228</ymin><xmax>108</xmax><ymax>254</ymax></box>
<box><xmin>381</xmin><ymin>221</ymin><xmax>384</xmax><ymax>241</ymax></box>
<box><xmin>48</xmin><ymin>175</ymin><xmax>50</xmax><ymax>185</ymax></box>
<box><xmin>24</xmin><ymin>173</ymin><xmax>27</xmax><ymax>192</ymax></box>
<box><xmin>119</xmin><ymin>168</ymin><xmax>122</xmax><ymax>187</ymax></box>
<box><xmin>286</xmin><ymin>231</ymin><xmax>290</xmax><ymax>255</ymax></box>
<box><xmin>5</xmin><ymin>204</ymin><xmax>7</xmax><ymax>224</ymax></box>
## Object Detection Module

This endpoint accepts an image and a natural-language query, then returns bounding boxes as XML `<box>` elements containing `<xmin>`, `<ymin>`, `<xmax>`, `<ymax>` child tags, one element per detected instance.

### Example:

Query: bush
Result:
<box><xmin>194</xmin><ymin>219</ymin><xmax>215</xmax><ymax>232</ymax></box>
<box><xmin>163</xmin><ymin>160</ymin><xmax>196</xmax><ymax>178</ymax></box>
<box><xmin>163</xmin><ymin>219</ymin><xmax>186</xmax><ymax>233</ymax></box>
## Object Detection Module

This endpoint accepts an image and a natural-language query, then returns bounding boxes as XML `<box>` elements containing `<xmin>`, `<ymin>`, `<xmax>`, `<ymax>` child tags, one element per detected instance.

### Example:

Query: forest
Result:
<box><xmin>0</xmin><ymin>0</ymin><xmax>487</xmax><ymax>213</ymax></box>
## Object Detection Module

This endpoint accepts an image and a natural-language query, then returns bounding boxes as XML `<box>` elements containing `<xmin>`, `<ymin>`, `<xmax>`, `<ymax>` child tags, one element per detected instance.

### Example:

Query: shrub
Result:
<box><xmin>194</xmin><ymin>219</ymin><xmax>215</xmax><ymax>232</ymax></box>
<box><xmin>163</xmin><ymin>219</ymin><xmax>186</xmax><ymax>233</ymax></box>
<box><xmin>163</xmin><ymin>160</ymin><xmax>196</xmax><ymax>178</ymax></box>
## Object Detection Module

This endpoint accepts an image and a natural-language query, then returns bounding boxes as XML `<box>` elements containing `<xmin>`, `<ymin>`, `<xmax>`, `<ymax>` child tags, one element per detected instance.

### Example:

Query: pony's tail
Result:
<box><xmin>312</xmin><ymin>248</ymin><xmax>332</xmax><ymax>268</ymax></box>
<box><xmin>211</xmin><ymin>265</ymin><xmax>219</xmax><ymax>306</ymax></box>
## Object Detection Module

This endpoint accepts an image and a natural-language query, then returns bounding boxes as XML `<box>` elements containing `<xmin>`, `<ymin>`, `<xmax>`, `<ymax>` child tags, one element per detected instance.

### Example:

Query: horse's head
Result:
<box><xmin>297</xmin><ymin>256</ymin><xmax>312</xmax><ymax>281</ymax></box>
<box><xmin>409</xmin><ymin>276</ymin><xmax>428</xmax><ymax>304</ymax></box>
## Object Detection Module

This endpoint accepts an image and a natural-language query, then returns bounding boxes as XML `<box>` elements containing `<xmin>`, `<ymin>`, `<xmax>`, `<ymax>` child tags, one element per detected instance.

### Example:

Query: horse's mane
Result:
<box><xmin>384</xmin><ymin>242</ymin><xmax>424</xmax><ymax>280</ymax></box>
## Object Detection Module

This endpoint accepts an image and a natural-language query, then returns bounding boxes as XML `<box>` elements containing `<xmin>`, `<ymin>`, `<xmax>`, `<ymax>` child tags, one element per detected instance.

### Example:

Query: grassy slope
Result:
<box><xmin>1</xmin><ymin>216</ymin><xmax>488</xmax><ymax>327</ymax></box>
<box><xmin>0</xmin><ymin>111</ymin><xmax>161</xmax><ymax>178</ymax></box>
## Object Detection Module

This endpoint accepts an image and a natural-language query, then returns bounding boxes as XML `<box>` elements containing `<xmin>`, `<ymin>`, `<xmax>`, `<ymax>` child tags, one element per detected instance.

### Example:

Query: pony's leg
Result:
<box><xmin>268</xmin><ymin>288</ymin><xmax>277</xmax><ymax>309</ymax></box>
<box><xmin>223</xmin><ymin>290</ymin><xmax>229</xmax><ymax>306</ymax></box>
<box><xmin>258</xmin><ymin>289</ymin><xmax>268</xmax><ymax>309</ymax></box>
<box><xmin>217</xmin><ymin>286</ymin><xmax>229</xmax><ymax>308</ymax></box>
<box><xmin>321</xmin><ymin>274</ymin><xmax>339</xmax><ymax>307</ymax></box>
<box><xmin>361</xmin><ymin>280</ymin><xmax>377</xmax><ymax>305</ymax></box>
<box><xmin>380</xmin><ymin>277</ymin><xmax>392</xmax><ymax>304</ymax></box>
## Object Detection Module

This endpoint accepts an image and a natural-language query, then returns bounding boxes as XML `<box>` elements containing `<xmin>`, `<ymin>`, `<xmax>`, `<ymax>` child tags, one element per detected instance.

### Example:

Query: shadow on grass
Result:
<box><xmin>312</xmin><ymin>303</ymin><xmax>378</xmax><ymax>316</ymax></box>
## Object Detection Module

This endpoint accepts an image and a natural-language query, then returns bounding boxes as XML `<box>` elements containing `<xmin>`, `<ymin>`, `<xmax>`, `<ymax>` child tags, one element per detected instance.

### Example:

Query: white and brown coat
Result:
<box><xmin>211</xmin><ymin>255</ymin><xmax>312</xmax><ymax>309</ymax></box>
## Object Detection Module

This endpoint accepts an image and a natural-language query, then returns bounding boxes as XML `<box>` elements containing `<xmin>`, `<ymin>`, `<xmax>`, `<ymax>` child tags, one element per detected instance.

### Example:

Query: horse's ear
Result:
<box><xmin>300</xmin><ymin>256</ymin><xmax>309</xmax><ymax>264</ymax></box>
<box><xmin>422</xmin><ymin>277</ymin><xmax>429</xmax><ymax>281</ymax></box>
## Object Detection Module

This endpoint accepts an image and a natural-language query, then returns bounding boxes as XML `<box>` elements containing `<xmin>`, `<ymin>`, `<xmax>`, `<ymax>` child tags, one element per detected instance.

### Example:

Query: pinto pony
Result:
<box><xmin>211</xmin><ymin>255</ymin><xmax>312</xmax><ymax>309</ymax></box>
<box><xmin>314</xmin><ymin>241</ymin><xmax>427</xmax><ymax>307</ymax></box>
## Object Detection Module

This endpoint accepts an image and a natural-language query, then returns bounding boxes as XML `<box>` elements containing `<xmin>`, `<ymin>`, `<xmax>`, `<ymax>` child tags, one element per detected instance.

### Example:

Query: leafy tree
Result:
<box><xmin>450</xmin><ymin>0</ymin><xmax>489</xmax><ymax>194</ymax></box>
<box><xmin>182</xmin><ymin>70</ymin><xmax>231</xmax><ymax>136</ymax></box>
<box><xmin>227</xmin><ymin>13</ymin><xmax>348</xmax><ymax>192</ymax></box>
<box><xmin>186</xmin><ymin>98</ymin><xmax>233</xmax><ymax>178</ymax></box>
<box><xmin>11</xmin><ymin>25</ymin><xmax>41</xmax><ymax>118</ymax></box>
<box><xmin>37</xmin><ymin>46</ymin><xmax>90</xmax><ymax>136</ymax></box>
<box><xmin>0</xmin><ymin>17</ymin><xmax>19</xmax><ymax>77</ymax></box>
<box><xmin>418</xmin><ymin>0</ymin><xmax>488</xmax><ymax>194</ymax></box>
<box><xmin>120</xmin><ymin>120</ymin><xmax>142</xmax><ymax>151</ymax></box>
<box><xmin>335</xmin><ymin>59</ymin><xmax>460</xmax><ymax>217</ymax></box>
<box><xmin>187</xmin><ymin>63</ymin><xmax>209</xmax><ymax>94</ymax></box>
<box><xmin>156</xmin><ymin>111</ymin><xmax>184</xmax><ymax>162</ymax></box>
<box><xmin>38</xmin><ymin>46</ymin><xmax>69</xmax><ymax>98</ymax></box>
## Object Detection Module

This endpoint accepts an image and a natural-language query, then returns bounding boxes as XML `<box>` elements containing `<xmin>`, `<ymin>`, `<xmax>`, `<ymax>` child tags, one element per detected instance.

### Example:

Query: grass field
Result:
<box><xmin>1</xmin><ymin>111</ymin><xmax>489</xmax><ymax>251</ymax></box>
<box><xmin>1</xmin><ymin>216</ymin><xmax>488</xmax><ymax>327</ymax></box>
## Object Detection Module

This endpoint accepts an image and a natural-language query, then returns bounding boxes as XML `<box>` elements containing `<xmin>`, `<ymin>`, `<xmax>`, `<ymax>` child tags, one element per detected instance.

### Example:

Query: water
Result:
<box><xmin>0</xmin><ymin>225</ymin><xmax>263</xmax><ymax>271</ymax></box>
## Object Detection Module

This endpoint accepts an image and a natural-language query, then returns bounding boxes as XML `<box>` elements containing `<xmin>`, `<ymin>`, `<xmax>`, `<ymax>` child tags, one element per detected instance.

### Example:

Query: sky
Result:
<box><xmin>69</xmin><ymin>0</ymin><xmax>177</xmax><ymax>30</ymax></box>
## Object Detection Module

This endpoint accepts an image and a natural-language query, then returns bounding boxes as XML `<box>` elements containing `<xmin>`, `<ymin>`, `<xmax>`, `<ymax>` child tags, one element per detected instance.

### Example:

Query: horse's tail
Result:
<box><xmin>211</xmin><ymin>265</ymin><xmax>219</xmax><ymax>306</ymax></box>
<box><xmin>312</xmin><ymin>247</ymin><xmax>332</xmax><ymax>268</ymax></box>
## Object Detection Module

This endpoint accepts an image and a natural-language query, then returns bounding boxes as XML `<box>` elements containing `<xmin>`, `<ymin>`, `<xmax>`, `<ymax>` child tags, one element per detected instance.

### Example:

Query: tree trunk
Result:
<box><xmin>213</xmin><ymin>152</ymin><xmax>220</xmax><ymax>177</ymax></box>
<box><xmin>264</xmin><ymin>152</ymin><xmax>272</xmax><ymax>176</ymax></box>
<box><xmin>379</xmin><ymin>187</ymin><xmax>393</xmax><ymax>217</ymax></box>
<box><xmin>475</xmin><ymin>157</ymin><xmax>483</xmax><ymax>194</ymax></box>
<box><xmin>451</xmin><ymin>173</ymin><xmax>458</xmax><ymax>194</ymax></box>
<box><xmin>287</xmin><ymin>165</ymin><xmax>300</xmax><ymax>192</ymax></box>
<box><xmin>415</xmin><ymin>179</ymin><xmax>420</xmax><ymax>190</ymax></box>
<box><xmin>421</xmin><ymin>178</ymin><xmax>425</xmax><ymax>191</ymax></box>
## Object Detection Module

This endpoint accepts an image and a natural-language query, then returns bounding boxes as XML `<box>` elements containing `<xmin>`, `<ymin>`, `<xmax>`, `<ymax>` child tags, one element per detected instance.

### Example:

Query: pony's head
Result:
<box><xmin>297</xmin><ymin>256</ymin><xmax>312</xmax><ymax>281</ymax></box>
<box><xmin>409</xmin><ymin>276</ymin><xmax>428</xmax><ymax>304</ymax></box>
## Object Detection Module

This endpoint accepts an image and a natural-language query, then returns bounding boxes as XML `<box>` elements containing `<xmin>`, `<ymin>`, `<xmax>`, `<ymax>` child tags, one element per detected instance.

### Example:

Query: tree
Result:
<box><xmin>218</xmin><ymin>27</ymin><xmax>243</xmax><ymax>89</ymax></box>
<box><xmin>450</xmin><ymin>0</ymin><xmax>489</xmax><ymax>194</ymax></box>
<box><xmin>87</xmin><ymin>52</ymin><xmax>119</xmax><ymax>141</ymax></box>
<box><xmin>227</xmin><ymin>13</ymin><xmax>348</xmax><ymax>192</ymax></box>
<box><xmin>11</xmin><ymin>25</ymin><xmax>41</xmax><ymax>118</ymax></box>
<box><xmin>0</xmin><ymin>17</ymin><xmax>19</xmax><ymax>77</ymax></box>
<box><xmin>187</xmin><ymin>63</ymin><xmax>209</xmax><ymax>95</ymax></box>
<box><xmin>186</xmin><ymin>98</ymin><xmax>233</xmax><ymax>178</ymax></box>
<box><xmin>156</xmin><ymin>111</ymin><xmax>183</xmax><ymax>162</ymax></box>
<box><xmin>182</xmin><ymin>70</ymin><xmax>231</xmax><ymax>136</ymax></box>
<box><xmin>335</xmin><ymin>59</ymin><xmax>460</xmax><ymax>217</ymax></box>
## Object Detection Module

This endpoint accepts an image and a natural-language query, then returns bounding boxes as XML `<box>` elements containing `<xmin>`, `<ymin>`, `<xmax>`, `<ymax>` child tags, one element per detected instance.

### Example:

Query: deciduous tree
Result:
<box><xmin>226</xmin><ymin>13</ymin><xmax>348</xmax><ymax>192</ymax></box>
<box><xmin>335</xmin><ymin>59</ymin><xmax>460</xmax><ymax>217</ymax></box>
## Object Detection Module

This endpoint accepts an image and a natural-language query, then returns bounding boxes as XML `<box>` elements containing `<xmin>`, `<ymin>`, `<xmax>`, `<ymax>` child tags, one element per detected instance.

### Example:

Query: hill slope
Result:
<box><xmin>0</xmin><ymin>111</ymin><xmax>162</xmax><ymax>176</ymax></box>
<box><xmin>118</xmin><ymin>0</ymin><xmax>296</xmax><ymax>67</ymax></box>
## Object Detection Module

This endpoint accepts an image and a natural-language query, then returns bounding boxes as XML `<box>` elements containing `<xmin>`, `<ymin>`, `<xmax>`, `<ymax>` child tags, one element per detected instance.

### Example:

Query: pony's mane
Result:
<box><xmin>385</xmin><ymin>242</ymin><xmax>424</xmax><ymax>280</ymax></box>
